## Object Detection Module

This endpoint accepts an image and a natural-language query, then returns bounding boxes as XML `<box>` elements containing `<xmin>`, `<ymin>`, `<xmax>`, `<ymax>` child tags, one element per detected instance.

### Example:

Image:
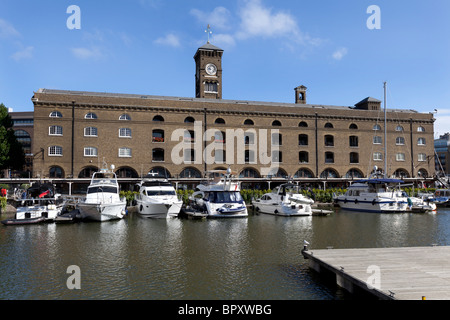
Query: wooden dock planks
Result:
<box><xmin>302</xmin><ymin>246</ymin><xmax>450</xmax><ymax>300</ymax></box>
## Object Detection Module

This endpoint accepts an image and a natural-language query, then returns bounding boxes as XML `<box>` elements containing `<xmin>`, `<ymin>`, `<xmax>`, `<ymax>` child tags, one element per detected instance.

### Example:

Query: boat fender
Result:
<box><xmin>139</xmin><ymin>205</ymin><xmax>143</xmax><ymax>212</ymax></box>
<box><xmin>372</xmin><ymin>199</ymin><xmax>376</xmax><ymax>205</ymax></box>
<box><xmin>344</xmin><ymin>198</ymin><xmax>347</xmax><ymax>203</ymax></box>
<box><xmin>354</xmin><ymin>199</ymin><xmax>358</xmax><ymax>204</ymax></box>
<box><xmin>274</xmin><ymin>209</ymin><xmax>278</xmax><ymax>214</ymax></box>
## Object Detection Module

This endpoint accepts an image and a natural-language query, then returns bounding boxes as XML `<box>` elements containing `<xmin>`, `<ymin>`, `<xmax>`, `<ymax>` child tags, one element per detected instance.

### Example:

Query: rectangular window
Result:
<box><xmin>119</xmin><ymin>147</ymin><xmax>132</xmax><ymax>157</ymax></box>
<box><xmin>119</xmin><ymin>128</ymin><xmax>132</xmax><ymax>138</ymax></box>
<box><xmin>49</xmin><ymin>146</ymin><xmax>63</xmax><ymax>156</ymax></box>
<box><xmin>373</xmin><ymin>152</ymin><xmax>382</xmax><ymax>161</ymax></box>
<box><xmin>418</xmin><ymin>153</ymin><xmax>427</xmax><ymax>162</ymax></box>
<box><xmin>396</xmin><ymin>153</ymin><xmax>405</xmax><ymax>161</ymax></box>
<box><xmin>373</xmin><ymin>136</ymin><xmax>382</xmax><ymax>144</ymax></box>
<box><xmin>84</xmin><ymin>147</ymin><xmax>98</xmax><ymax>157</ymax></box>
<box><xmin>49</xmin><ymin>125</ymin><xmax>63</xmax><ymax>136</ymax></box>
<box><xmin>84</xmin><ymin>127</ymin><xmax>98</xmax><ymax>137</ymax></box>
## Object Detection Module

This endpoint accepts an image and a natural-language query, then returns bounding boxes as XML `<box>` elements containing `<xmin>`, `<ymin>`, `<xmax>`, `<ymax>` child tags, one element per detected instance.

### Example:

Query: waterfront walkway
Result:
<box><xmin>302</xmin><ymin>246</ymin><xmax>450</xmax><ymax>300</ymax></box>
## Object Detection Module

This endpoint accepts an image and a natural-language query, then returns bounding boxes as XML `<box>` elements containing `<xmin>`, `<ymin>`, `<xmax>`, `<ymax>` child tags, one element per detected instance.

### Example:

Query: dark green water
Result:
<box><xmin>1</xmin><ymin>207</ymin><xmax>449</xmax><ymax>300</ymax></box>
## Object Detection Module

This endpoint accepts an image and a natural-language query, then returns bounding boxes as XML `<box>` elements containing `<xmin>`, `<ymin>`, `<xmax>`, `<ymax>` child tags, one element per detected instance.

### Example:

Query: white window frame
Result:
<box><xmin>84</xmin><ymin>147</ymin><xmax>98</xmax><ymax>157</ymax></box>
<box><xmin>396</xmin><ymin>153</ymin><xmax>405</xmax><ymax>161</ymax></box>
<box><xmin>418</xmin><ymin>153</ymin><xmax>427</xmax><ymax>162</ymax></box>
<box><xmin>49</xmin><ymin>125</ymin><xmax>63</xmax><ymax>136</ymax></box>
<box><xmin>84</xmin><ymin>127</ymin><xmax>98</xmax><ymax>137</ymax></box>
<box><xmin>85</xmin><ymin>112</ymin><xmax>98</xmax><ymax>119</ymax></box>
<box><xmin>119</xmin><ymin>128</ymin><xmax>132</xmax><ymax>138</ymax></box>
<box><xmin>48</xmin><ymin>146</ymin><xmax>63</xmax><ymax>156</ymax></box>
<box><xmin>417</xmin><ymin>126</ymin><xmax>425</xmax><ymax>132</ymax></box>
<box><xmin>396</xmin><ymin>137</ymin><xmax>405</xmax><ymax>145</ymax></box>
<box><xmin>119</xmin><ymin>114</ymin><xmax>131</xmax><ymax>121</ymax></box>
<box><xmin>418</xmin><ymin>137</ymin><xmax>426</xmax><ymax>145</ymax></box>
<box><xmin>373</xmin><ymin>152</ymin><xmax>383</xmax><ymax>161</ymax></box>
<box><xmin>118</xmin><ymin>147</ymin><xmax>132</xmax><ymax>157</ymax></box>
<box><xmin>373</xmin><ymin>136</ymin><xmax>382</xmax><ymax>144</ymax></box>
<box><xmin>49</xmin><ymin>111</ymin><xmax>62</xmax><ymax>118</ymax></box>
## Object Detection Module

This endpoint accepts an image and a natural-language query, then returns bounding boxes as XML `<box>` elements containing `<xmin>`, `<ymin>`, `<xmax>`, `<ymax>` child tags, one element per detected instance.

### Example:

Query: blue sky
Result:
<box><xmin>1</xmin><ymin>0</ymin><xmax>449</xmax><ymax>137</ymax></box>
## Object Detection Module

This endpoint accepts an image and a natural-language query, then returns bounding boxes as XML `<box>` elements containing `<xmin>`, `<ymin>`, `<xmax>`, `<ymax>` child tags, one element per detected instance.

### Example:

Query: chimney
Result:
<box><xmin>295</xmin><ymin>85</ymin><xmax>307</xmax><ymax>104</ymax></box>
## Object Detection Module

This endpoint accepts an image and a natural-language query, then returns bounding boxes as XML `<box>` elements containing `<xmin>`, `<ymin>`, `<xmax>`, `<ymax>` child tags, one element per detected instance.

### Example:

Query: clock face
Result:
<box><xmin>205</xmin><ymin>63</ymin><xmax>217</xmax><ymax>75</ymax></box>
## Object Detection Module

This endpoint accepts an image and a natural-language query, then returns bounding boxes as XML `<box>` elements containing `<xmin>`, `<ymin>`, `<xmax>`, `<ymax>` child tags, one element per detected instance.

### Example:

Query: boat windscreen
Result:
<box><xmin>146</xmin><ymin>190</ymin><xmax>176</xmax><ymax>196</ymax></box>
<box><xmin>208</xmin><ymin>191</ymin><xmax>243</xmax><ymax>203</ymax></box>
<box><xmin>87</xmin><ymin>186</ymin><xmax>118</xmax><ymax>194</ymax></box>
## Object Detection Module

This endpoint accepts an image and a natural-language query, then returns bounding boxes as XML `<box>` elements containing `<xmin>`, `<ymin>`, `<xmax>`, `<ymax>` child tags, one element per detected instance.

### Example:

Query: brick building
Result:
<box><xmin>30</xmin><ymin>42</ymin><xmax>435</xmax><ymax>184</ymax></box>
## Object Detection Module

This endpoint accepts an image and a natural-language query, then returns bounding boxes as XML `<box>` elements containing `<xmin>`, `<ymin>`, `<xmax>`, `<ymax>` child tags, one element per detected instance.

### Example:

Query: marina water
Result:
<box><xmin>1</xmin><ymin>207</ymin><xmax>450</xmax><ymax>300</ymax></box>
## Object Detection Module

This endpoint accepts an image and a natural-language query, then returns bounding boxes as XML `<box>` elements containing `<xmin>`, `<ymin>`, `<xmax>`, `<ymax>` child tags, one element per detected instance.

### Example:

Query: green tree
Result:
<box><xmin>0</xmin><ymin>103</ymin><xmax>25</xmax><ymax>171</ymax></box>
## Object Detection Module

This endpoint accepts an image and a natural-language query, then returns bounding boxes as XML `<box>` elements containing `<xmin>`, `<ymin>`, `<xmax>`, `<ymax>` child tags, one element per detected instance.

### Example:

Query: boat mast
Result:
<box><xmin>384</xmin><ymin>81</ymin><xmax>387</xmax><ymax>178</ymax></box>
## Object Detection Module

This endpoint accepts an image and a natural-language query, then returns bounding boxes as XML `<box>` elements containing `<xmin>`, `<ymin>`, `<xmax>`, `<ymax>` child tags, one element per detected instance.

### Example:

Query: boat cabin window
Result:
<box><xmin>209</xmin><ymin>191</ymin><xmax>243</xmax><ymax>203</ymax></box>
<box><xmin>87</xmin><ymin>186</ymin><xmax>117</xmax><ymax>194</ymax></box>
<box><xmin>146</xmin><ymin>190</ymin><xmax>176</xmax><ymax>196</ymax></box>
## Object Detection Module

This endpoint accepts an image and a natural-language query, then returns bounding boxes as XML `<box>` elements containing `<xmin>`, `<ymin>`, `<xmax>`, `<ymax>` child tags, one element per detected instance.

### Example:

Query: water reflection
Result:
<box><xmin>0</xmin><ymin>208</ymin><xmax>449</xmax><ymax>299</ymax></box>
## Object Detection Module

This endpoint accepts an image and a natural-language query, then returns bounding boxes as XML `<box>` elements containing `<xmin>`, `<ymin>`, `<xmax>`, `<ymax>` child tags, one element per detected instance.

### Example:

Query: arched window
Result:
<box><xmin>345</xmin><ymin>169</ymin><xmax>363</xmax><ymax>179</ymax></box>
<box><xmin>152</xmin><ymin>148</ymin><xmax>164</xmax><ymax>162</ymax></box>
<box><xmin>294</xmin><ymin>168</ymin><xmax>314</xmax><ymax>178</ymax></box>
<box><xmin>78</xmin><ymin>166</ymin><xmax>98</xmax><ymax>178</ymax></box>
<box><xmin>148</xmin><ymin>167</ymin><xmax>171</xmax><ymax>178</ymax></box>
<box><xmin>49</xmin><ymin>111</ymin><xmax>62</xmax><ymax>118</ymax></box>
<box><xmin>116</xmin><ymin>167</ymin><xmax>139</xmax><ymax>178</ymax></box>
<box><xmin>215</xmin><ymin>118</ymin><xmax>225</xmax><ymax>124</ymax></box>
<box><xmin>395</xmin><ymin>125</ymin><xmax>404</xmax><ymax>132</ymax></box>
<box><xmin>85</xmin><ymin>112</ymin><xmax>98</xmax><ymax>119</ymax></box>
<box><xmin>373</xmin><ymin>124</ymin><xmax>381</xmax><ymax>131</ymax></box>
<box><xmin>272</xmin><ymin>120</ymin><xmax>282</xmax><ymax>126</ymax></box>
<box><xmin>320</xmin><ymin>168</ymin><xmax>339</xmax><ymax>178</ymax></box>
<box><xmin>119</xmin><ymin>114</ymin><xmax>131</xmax><ymax>121</ymax></box>
<box><xmin>239</xmin><ymin>168</ymin><xmax>260</xmax><ymax>178</ymax></box>
<box><xmin>417</xmin><ymin>169</ymin><xmax>428</xmax><ymax>178</ymax></box>
<box><xmin>152</xmin><ymin>115</ymin><xmax>164</xmax><ymax>122</ymax></box>
<box><xmin>184</xmin><ymin>116</ymin><xmax>195</xmax><ymax>123</ymax></box>
<box><xmin>49</xmin><ymin>166</ymin><xmax>64</xmax><ymax>178</ymax></box>
<box><xmin>324</xmin><ymin>122</ymin><xmax>333</xmax><ymax>128</ymax></box>
<box><xmin>417</xmin><ymin>126</ymin><xmax>425</xmax><ymax>132</ymax></box>
<box><xmin>394</xmin><ymin>169</ymin><xmax>409</xmax><ymax>178</ymax></box>
<box><xmin>244</xmin><ymin>119</ymin><xmax>254</xmax><ymax>125</ymax></box>
<box><xmin>179</xmin><ymin>167</ymin><xmax>201</xmax><ymax>178</ymax></box>
<box><xmin>349</xmin><ymin>123</ymin><xmax>358</xmax><ymax>129</ymax></box>
<box><xmin>269</xmin><ymin>168</ymin><xmax>287</xmax><ymax>178</ymax></box>
<box><xmin>298</xmin><ymin>121</ymin><xmax>308</xmax><ymax>127</ymax></box>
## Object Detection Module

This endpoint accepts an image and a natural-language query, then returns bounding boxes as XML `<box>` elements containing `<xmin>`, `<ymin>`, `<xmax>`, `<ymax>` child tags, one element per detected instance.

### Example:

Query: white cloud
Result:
<box><xmin>0</xmin><ymin>19</ymin><xmax>20</xmax><ymax>38</ymax></box>
<box><xmin>11</xmin><ymin>46</ymin><xmax>34</xmax><ymax>61</ymax></box>
<box><xmin>236</xmin><ymin>0</ymin><xmax>300</xmax><ymax>40</ymax></box>
<box><xmin>71</xmin><ymin>47</ymin><xmax>103</xmax><ymax>60</ymax></box>
<box><xmin>213</xmin><ymin>33</ymin><xmax>236</xmax><ymax>48</ymax></box>
<box><xmin>154</xmin><ymin>33</ymin><xmax>181</xmax><ymax>47</ymax></box>
<box><xmin>190</xmin><ymin>7</ymin><xmax>232</xmax><ymax>30</ymax></box>
<box><xmin>332</xmin><ymin>47</ymin><xmax>348</xmax><ymax>60</ymax></box>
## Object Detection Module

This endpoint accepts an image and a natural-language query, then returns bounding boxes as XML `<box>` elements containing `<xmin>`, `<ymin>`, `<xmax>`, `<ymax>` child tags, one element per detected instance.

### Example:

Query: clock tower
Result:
<box><xmin>194</xmin><ymin>29</ymin><xmax>223</xmax><ymax>99</ymax></box>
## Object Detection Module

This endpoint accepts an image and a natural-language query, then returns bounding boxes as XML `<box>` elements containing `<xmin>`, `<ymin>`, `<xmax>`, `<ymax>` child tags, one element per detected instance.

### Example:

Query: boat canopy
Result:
<box><xmin>356</xmin><ymin>178</ymin><xmax>404</xmax><ymax>184</ymax></box>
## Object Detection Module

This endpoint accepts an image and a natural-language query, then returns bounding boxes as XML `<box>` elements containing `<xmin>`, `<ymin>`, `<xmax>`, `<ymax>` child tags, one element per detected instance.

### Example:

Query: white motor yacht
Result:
<box><xmin>185</xmin><ymin>169</ymin><xmax>248</xmax><ymax>218</ymax></box>
<box><xmin>252</xmin><ymin>183</ymin><xmax>314</xmax><ymax>216</ymax></box>
<box><xmin>134</xmin><ymin>173</ymin><xmax>182</xmax><ymax>218</ymax></box>
<box><xmin>78</xmin><ymin>165</ymin><xmax>127</xmax><ymax>221</ymax></box>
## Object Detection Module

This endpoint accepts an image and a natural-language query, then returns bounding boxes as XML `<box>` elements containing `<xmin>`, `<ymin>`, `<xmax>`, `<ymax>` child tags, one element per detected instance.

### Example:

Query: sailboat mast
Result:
<box><xmin>384</xmin><ymin>81</ymin><xmax>387</xmax><ymax>178</ymax></box>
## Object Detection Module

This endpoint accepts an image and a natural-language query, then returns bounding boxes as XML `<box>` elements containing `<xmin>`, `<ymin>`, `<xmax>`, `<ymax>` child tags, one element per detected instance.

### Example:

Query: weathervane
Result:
<box><xmin>205</xmin><ymin>24</ymin><xmax>212</xmax><ymax>43</ymax></box>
